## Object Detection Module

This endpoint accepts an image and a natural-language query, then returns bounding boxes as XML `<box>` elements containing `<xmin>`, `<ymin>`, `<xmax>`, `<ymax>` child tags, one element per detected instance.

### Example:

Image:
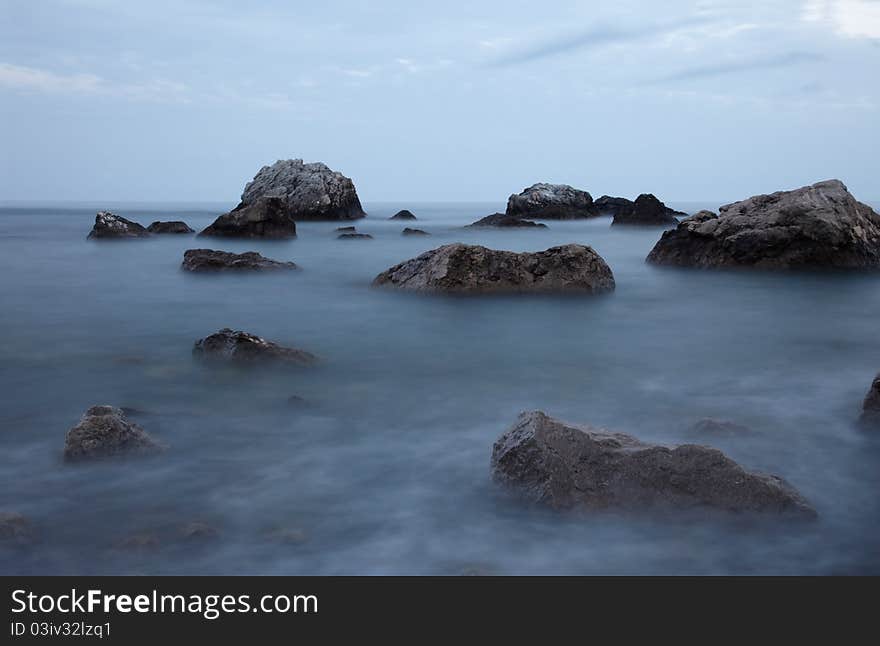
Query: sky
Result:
<box><xmin>0</xmin><ymin>0</ymin><xmax>878</xmax><ymax>204</ymax></box>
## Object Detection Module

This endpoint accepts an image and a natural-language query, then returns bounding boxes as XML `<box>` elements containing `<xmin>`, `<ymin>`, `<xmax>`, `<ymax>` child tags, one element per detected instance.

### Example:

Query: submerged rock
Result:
<box><xmin>506</xmin><ymin>183</ymin><xmax>597</xmax><ymax>219</ymax></box>
<box><xmin>239</xmin><ymin>158</ymin><xmax>365</xmax><ymax>221</ymax></box>
<box><xmin>182</xmin><ymin>249</ymin><xmax>297</xmax><ymax>272</ymax></box>
<box><xmin>64</xmin><ymin>405</ymin><xmax>166</xmax><ymax>461</ymax></box>
<box><xmin>179</xmin><ymin>522</ymin><xmax>220</xmax><ymax>541</ymax></box>
<box><xmin>390</xmin><ymin>209</ymin><xmax>417</xmax><ymax>220</ymax></box>
<box><xmin>338</xmin><ymin>233</ymin><xmax>373</xmax><ymax>240</ymax></box>
<box><xmin>147</xmin><ymin>220</ymin><xmax>194</xmax><ymax>234</ymax></box>
<box><xmin>193</xmin><ymin>328</ymin><xmax>317</xmax><ymax>365</ymax></box>
<box><xmin>373</xmin><ymin>243</ymin><xmax>615</xmax><ymax>294</ymax></box>
<box><xmin>859</xmin><ymin>374</ymin><xmax>880</xmax><ymax>428</ymax></box>
<box><xmin>402</xmin><ymin>227</ymin><xmax>430</xmax><ymax>236</ymax></box>
<box><xmin>335</xmin><ymin>226</ymin><xmax>357</xmax><ymax>233</ymax></box>
<box><xmin>113</xmin><ymin>532</ymin><xmax>161</xmax><ymax>551</ymax></box>
<box><xmin>647</xmin><ymin>180</ymin><xmax>880</xmax><ymax>269</ymax></box>
<box><xmin>466</xmin><ymin>213</ymin><xmax>548</xmax><ymax>228</ymax></box>
<box><xmin>611</xmin><ymin>194</ymin><xmax>682</xmax><ymax>226</ymax></box>
<box><xmin>491</xmin><ymin>411</ymin><xmax>815</xmax><ymax>517</ymax></box>
<box><xmin>199</xmin><ymin>197</ymin><xmax>297</xmax><ymax>238</ymax></box>
<box><xmin>687</xmin><ymin>418</ymin><xmax>753</xmax><ymax>436</ymax></box>
<box><xmin>87</xmin><ymin>212</ymin><xmax>150</xmax><ymax>239</ymax></box>
<box><xmin>0</xmin><ymin>512</ymin><xmax>33</xmax><ymax>545</ymax></box>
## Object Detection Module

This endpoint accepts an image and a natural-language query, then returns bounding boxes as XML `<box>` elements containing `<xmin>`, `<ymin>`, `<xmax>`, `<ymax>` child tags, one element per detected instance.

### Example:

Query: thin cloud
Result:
<box><xmin>652</xmin><ymin>51</ymin><xmax>825</xmax><ymax>83</ymax></box>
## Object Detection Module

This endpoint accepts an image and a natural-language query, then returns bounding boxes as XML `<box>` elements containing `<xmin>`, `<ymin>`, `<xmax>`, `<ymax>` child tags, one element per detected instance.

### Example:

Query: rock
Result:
<box><xmin>199</xmin><ymin>197</ymin><xmax>297</xmax><ymax>238</ymax></box>
<box><xmin>466</xmin><ymin>213</ymin><xmax>548</xmax><ymax>228</ymax></box>
<box><xmin>402</xmin><ymin>227</ymin><xmax>430</xmax><ymax>236</ymax></box>
<box><xmin>373</xmin><ymin>243</ymin><xmax>615</xmax><ymax>294</ymax></box>
<box><xmin>612</xmin><ymin>194</ymin><xmax>682</xmax><ymax>226</ymax></box>
<box><xmin>287</xmin><ymin>395</ymin><xmax>309</xmax><ymax>407</ymax></box>
<box><xmin>64</xmin><ymin>405</ymin><xmax>166</xmax><ymax>461</ymax></box>
<box><xmin>595</xmin><ymin>196</ymin><xmax>635</xmax><ymax>217</ymax></box>
<box><xmin>181</xmin><ymin>249</ymin><xmax>297</xmax><ymax>272</ymax></box>
<box><xmin>506</xmin><ymin>183</ymin><xmax>598</xmax><ymax>219</ymax></box>
<box><xmin>390</xmin><ymin>209</ymin><xmax>417</xmax><ymax>220</ymax></box>
<box><xmin>687</xmin><ymin>418</ymin><xmax>753</xmax><ymax>436</ymax></box>
<box><xmin>647</xmin><ymin>180</ymin><xmax>880</xmax><ymax>269</ymax></box>
<box><xmin>335</xmin><ymin>226</ymin><xmax>357</xmax><ymax>233</ymax></box>
<box><xmin>859</xmin><ymin>374</ymin><xmax>880</xmax><ymax>428</ymax></box>
<box><xmin>338</xmin><ymin>233</ymin><xmax>373</xmax><ymax>239</ymax></box>
<box><xmin>147</xmin><ymin>220</ymin><xmax>194</xmax><ymax>234</ymax></box>
<box><xmin>239</xmin><ymin>158</ymin><xmax>365</xmax><ymax>221</ymax></box>
<box><xmin>193</xmin><ymin>328</ymin><xmax>317</xmax><ymax>365</ymax></box>
<box><xmin>0</xmin><ymin>512</ymin><xmax>33</xmax><ymax>545</ymax></box>
<box><xmin>179</xmin><ymin>522</ymin><xmax>219</xmax><ymax>541</ymax></box>
<box><xmin>87</xmin><ymin>212</ymin><xmax>150</xmax><ymax>239</ymax></box>
<box><xmin>491</xmin><ymin>411</ymin><xmax>816</xmax><ymax>517</ymax></box>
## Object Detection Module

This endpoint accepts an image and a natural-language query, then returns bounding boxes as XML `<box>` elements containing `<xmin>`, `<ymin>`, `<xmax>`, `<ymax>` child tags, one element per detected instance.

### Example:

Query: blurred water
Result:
<box><xmin>1</xmin><ymin>201</ymin><xmax>879</xmax><ymax>574</ymax></box>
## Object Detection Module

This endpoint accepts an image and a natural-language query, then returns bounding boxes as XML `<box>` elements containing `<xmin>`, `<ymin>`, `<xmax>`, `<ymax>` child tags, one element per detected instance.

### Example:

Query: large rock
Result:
<box><xmin>859</xmin><ymin>374</ymin><xmax>880</xmax><ymax>428</ymax></box>
<box><xmin>239</xmin><ymin>159</ymin><xmax>365</xmax><ymax>221</ymax></box>
<box><xmin>193</xmin><ymin>328</ymin><xmax>317</xmax><ymax>365</ymax></box>
<box><xmin>646</xmin><ymin>180</ymin><xmax>880</xmax><ymax>269</ymax></box>
<box><xmin>506</xmin><ymin>183</ymin><xmax>597</xmax><ymax>219</ymax></box>
<box><xmin>147</xmin><ymin>220</ymin><xmax>194</xmax><ymax>234</ymax></box>
<box><xmin>611</xmin><ymin>194</ymin><xmax>683</xmax><ymax>226</ymax></box>
<box><xmin>64</xmin><ymin>405</ymin><xmax>166</xmax><ymax>461</ymax></box>
<box><xmin>182</xmin><ymin>249</ymin><xmax>297</xmax><ymax>272</ymax></box>
<box><xmin>595</xmin><ymin>196</ymin><xmax>635</xmax><ymax>217</ymax></box>
<box><xmin>390</xmin><ymin>209</ymin><xmax>417</xmax><ymax>220</ymax></box>
<box><xmin>466</xmin><ymin>213</ymin><xmax>548</xmax><ymax>228</ymax></box>
<box><xmin>87</xmin><ymin>212</ymin><xmax>150</xmax><ymax>239</ymax></box>
<box><xmin>491</xmin><ymin>411</ymin><xmax>816</xmax><ymax>517</ymax></box>
<box><xmin>373</xmin><ymin>243</ymin><xmax>615</xmax><ymax>294</ymax></box>
<box><xmin>199</xmin><ymin>197</ymin><xmax>297</xmax><ymax>238</ymax></box>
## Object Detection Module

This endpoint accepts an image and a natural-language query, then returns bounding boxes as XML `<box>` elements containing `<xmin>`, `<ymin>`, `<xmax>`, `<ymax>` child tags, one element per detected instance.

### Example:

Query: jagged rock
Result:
<box><xmin>338</xmin><ymin>233</ymin><xmax>373</xmax><ymax>239</ymax></box>
<box><xmin>612</xmin><ymin>194</ymin><xmax>683</xmax><ymax>226</ymax></box>
<box><xmin>147</xmin><ymin>221</ymin><xmax>194</xmax><ymax>234</ymax></box>
<box><xmin>373</xmin><ymin>243</ymin><xmax>615</xmax><ymax>294</ymax></box>
<box><xmin>506</xmin><ymin>183</ymin><xmax>597</xmax><ymax>219</ymax></box>
<box><xmin>595</xmin><ymin>196</ymin><xmax>635</xmax><ymax>217</ymax></box>
<box><xmin>193</xmin><ymin>328</ymin><xmax>317</xmax><ymax>365</ymax></box>
<box><xmin>239</xmin><ymin>158</ymin><xmax>365</xmax><ymax>221</ymax></box>
<box><xmin>688</xmin><ymin>418</ymin><xmax>753</xmax><ymax>436</ymax></box>
<box><xmin>466</xmin><ymin>213</ymin><xmax>548</xmax><ymax>228</ymax></box>
<box><xmin>64</xmin><ymin>405</ymin><xmax>166</xmax><ymax>461</ymax></box>
<box><xmin>491</xmin><ymin>411</ymin><xmax>816</xmax><ymax>517</ymax></box>
<box><xmin>647</xmin><ymin>180</ymin><xmax>880</xmax><ymax>269</ymax></box>
<box><xmin>0</xmin><ymin>512</ymin><xmax>33</xmax><ymax>545</ymax></box>
<box><xmin>859</xmin><ymin>374</ymin><xmax>880</xmax><ymax>428</ymax></box>
<box><xmin>199</xmin><ymin>197</ymin><xmax>297</xmax><ymax>238</ymax></box>
<box><xmin>87</xmin><ymin>212</ymin><xmax>150</xmax><ymax>239</ymax></box>
<box><xmin>335</xmin><ymin>226</ymin><xmax>357</xmax><ymax>233</ymax></box>
<box><xmin>390</xmin><ymin>209</ymin><xmax>417</xmax><ymax>220</ymax></box>
<box><xmin>402</xmin><ymin>227</ymin><xmax>430</xmax><ymax>236</ymax></box>
<box><xmin>181</xmin><ymin>249</ymin><xmax>297</xmax><ymax>272</ymax></box>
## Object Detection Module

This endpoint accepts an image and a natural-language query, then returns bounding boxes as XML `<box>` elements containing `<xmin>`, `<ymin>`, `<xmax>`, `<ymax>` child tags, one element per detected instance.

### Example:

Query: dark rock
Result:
<box><xmin>338</xmin><ymin>233</ymin><xmax>373</xmax><ymax>240</ymax></box>
<box><xmin>335</xmin><ymin>226</ymin><xmax>357</xmax><ymax>233</ymax></box>
<box><xmin>193</xmin><ymin>328</ymin><xmax>317</xmax><ymax>365</ymax></box>
<box><xmin>595</xmin><ymin>196</ymin><xmax>635</xmax><ymax>217</ymax></box>
<box><xmin>373</xmin><ymin>243</ymin><xmax>615</xmax><ymax>294</ymax></box>
<box><xmin>64</xmin><ymin>405</ymin><xmax>166</xmax><ymax>461</ymax></box>
<box><xmin>0</xmin><ymin>512</ymin><xmax>33</xmax><ymax>545</ymax></box>
<box><xmin>491</xmin><ymin>411</ymin><xmax>816</xmax><ymax>517</ymax></box>
<box><xmin>87</xmin><ymin>212</ymin><xmax>150</xmax><ymax>239</ymax></box>
<box><xmin>612</xmin><ymin>194</ymin><xmax>681</xmax><ymax>226</ymax></box>
<box><xmin>688</xmin><ymin>418</ymin><xmax>753</xmax><ymax>436</ymax></box>
<box><xmin>287</xmin><ymin>395</ymin><xmax>308</xmax><ymax>407</ymax></box>
<box><xmin>859</xmin><ymin>374</ymin><xmax>880</xmax><ymax>428</ymax></box>
<box><xmin>239</xmin><ymin>158</ymin><xmax>365</xmax><ymax>221</ymax></box>
<box><xmin>182</xmin><ymin>249</ymin><xmax>297</xmax><ymax>272</ymax></box>
<box><xmin>647</xmin><ymin>180</ymin><xmax>880</xmax><ymax>269</ymax></box>
<box><xmin>466</xmin><ymin>213</ymin><xmax>548</xmax><ymax>228</ymax></box>
<box><xmin>390</xmin><ymin>209</ymin><xmax>417</xmax><ymax>220</ymax></box>
<box><xmin>402</xmin><ymin>228</ymin><xmax>430</xmax><ymax>236</ymax></box>
<box><xmin>506</xmin><ymin>183</ymin><xmax>598</xmax><ymax>219</ymax></box>
<box><xmin>199</xmin><ymin>197</ymin><xmax>297</xmax><ymax>238</ymax></box>
<box><xmin>147</xmin><ymin>220</ymin><xmax>194</xmax><ymax>234</ymax></box>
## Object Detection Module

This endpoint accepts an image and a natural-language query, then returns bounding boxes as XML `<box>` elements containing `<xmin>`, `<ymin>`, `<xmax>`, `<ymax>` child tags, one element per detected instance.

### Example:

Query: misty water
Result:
<box><xmin>1</xmin><ymin>202</ymin><xmax>879</xmax><ymax>575</ymax></box>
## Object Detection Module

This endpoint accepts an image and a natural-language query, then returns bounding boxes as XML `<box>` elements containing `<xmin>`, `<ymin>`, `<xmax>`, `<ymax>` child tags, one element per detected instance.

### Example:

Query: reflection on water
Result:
<box><xmin>1</xmin><ymin>202</ymin><xmax>879</xmax><ymax>574</ymax></box>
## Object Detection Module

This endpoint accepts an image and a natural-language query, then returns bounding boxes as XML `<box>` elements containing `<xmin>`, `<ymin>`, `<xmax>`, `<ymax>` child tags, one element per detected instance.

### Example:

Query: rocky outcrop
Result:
<box><xmin>466</xmin><ymin>213</ymin><xmax>548</xmax><ymax>228</ymax></box>
<box><xmin>64</xmin><ymin>405</ymin><xmax>166</xmax><ymax>461</ymax></box>
<box><xmin>0</xmin><ymin>512</ymin><xmax>33</xmax><ymax>545</ymax></box>
<box><xmin>595</xmin><ymin>196</ymin><xmax>635</xmax><ymax>217</ymax></box>
<box><xmin>193</xmin><ymin>328</ymin><xmax>317</xmax><ymax>365</ymax></box>
<box><xmin>859</xmin><ymin>374</ymin><xmax>880</xmax><ymax>428</ymax></box>
<box><xmin>612</xmin><ymin>194</ymin><xmax>682</xmax><ymax>226</ymax></box>
<box><xmin>390</xmin><ymin>210</ymin><xmax>417</xmax><ymax>220</ymax></box>
<box><xmin>181</xmin><ymin>249</ymin><xmax>297</xmax><ymax>272</ymax></box>
<box><xmin>147</xmin><ymin>221</ymin><xmax>194</xmax><ymax>234</ymax></box>
<box><xmin>373</xmin><ymin>243</ymin><xmax>615</xmax><ymax>294</ymax></box>
<box><xmin>491</xmin><ymin>411</ymin><xmax>816</xmax><ymax>517</ymax></box>
<box><xmin>199</xmin><ymin>197</ymin><xmax>297</xmax><ymax>238</ymax></box>
<box><xmin>338</xmin><ymin>233</ymin><xmax>373</xmax><ymax>239</ymax></box>
<box><xmin>402</xmin><ymin>228</ymin><xmax>430</xmax><ymax>236</ymax></box>
<box><xmin>238</xmin><ymin>159</ymin><xmax>365</xmax><ymax>221</ymax></box>
<box><xmin>506</xmin><ymin>183</ymin><xmax>597</xmax><ymax>219</ymax></box>
<box><xmin>647</xmin><ymin>180</ymin><xmax>880</xmax><ymax>269</ymax></box>
<box><xmin>87</xmin><ymin>212</ymin><xmax>150</xmax><ymax>239</ymax></box>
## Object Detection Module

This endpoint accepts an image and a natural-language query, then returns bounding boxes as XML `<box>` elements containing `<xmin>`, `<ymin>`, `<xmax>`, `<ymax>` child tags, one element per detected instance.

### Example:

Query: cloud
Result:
<box><xmin>651</xmin><ymin>51</ymin><xmax>825</xmax><ymax>83</ymax></box>
<box><xmin>802</xmin><ymin>0</ymin><xmax>880</xmax><ymax>39</ymax></box>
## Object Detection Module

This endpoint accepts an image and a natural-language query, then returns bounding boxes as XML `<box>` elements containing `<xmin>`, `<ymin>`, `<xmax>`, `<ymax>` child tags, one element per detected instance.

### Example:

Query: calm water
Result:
<box><xmin>1</xmin><ymin>201</ymin><xmax>879</xmax><ymax>575</ymax></box>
